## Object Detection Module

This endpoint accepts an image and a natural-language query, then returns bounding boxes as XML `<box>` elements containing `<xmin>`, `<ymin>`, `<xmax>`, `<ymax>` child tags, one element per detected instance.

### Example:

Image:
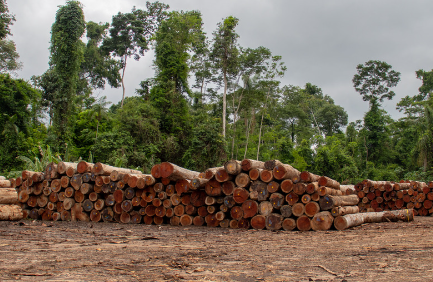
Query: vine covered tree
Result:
<box><xmin>49</xmin><ymin>0</ymin><xmax>85</xmax><ymax>148</ymax></box>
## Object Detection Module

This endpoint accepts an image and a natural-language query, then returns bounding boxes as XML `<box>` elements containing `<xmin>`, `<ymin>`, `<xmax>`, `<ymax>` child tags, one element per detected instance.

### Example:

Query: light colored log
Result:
<box><xmin>334</xmin><ymin>209</ymin><xmax>414</xmax><ymax>230</ymax></box>
<box><xmin>331</xmin><ymin>206</ymin><xmax>359</xmax><ymax>217</ymax></box>
<box><xmin>0</xmin><ymin>204</ymin><xmax>23</xmax><ymax>220</ymax></box>
<box><xmin>159</xmin><ymin>162</ymin><xmax>200</xmax><ymax>180</ymax></box>
<box><xmin>0</xmin><ymin>188</ymin><xmax>18</xmax><ymax>204</ymax></box>
<box><xmin>319</xmin><ymin>195</ymin><xmax>359</xmax><ymax>210</ymax></box>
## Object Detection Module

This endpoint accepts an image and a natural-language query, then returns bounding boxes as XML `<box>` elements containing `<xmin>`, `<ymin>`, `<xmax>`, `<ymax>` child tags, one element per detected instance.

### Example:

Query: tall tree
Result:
<box><xmin>0</xmin><ymin>0</ymin><xmax>21</xmax><ymax>74</ymax></box>
<box><xmin>49</xmin><ymin>1</ymin><xmax>85</xmax><ymax>148</ymax></box>
<box><xmin>210</xmin><ymin>16</ymin><xmax>240</xmax><ymax>138</ymax></box>
<box><xmin>352</xmin><ymin>60</ymin><xmax>401</xmax><ymax>105</ymax></box>
<box><xmin>103</xmin><ymin>2</ymin><xmax>169</xmax><ymax>107</ymax></box>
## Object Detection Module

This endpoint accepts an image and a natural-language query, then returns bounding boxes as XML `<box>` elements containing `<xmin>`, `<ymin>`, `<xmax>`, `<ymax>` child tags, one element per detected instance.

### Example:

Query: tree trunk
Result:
<box><xmin>204</xmin><ymin>167</ymin><xmax>224</xmax><ymax>179</ymax></box>
<box><xmin>331</xmin><ymin>206</ymin><xmax>359</xmax><ymax>217</ymax></box>
<box><xmin>273</xmin><ymin>164</ymin><xmax>301</xmax><ymax>181</ymax></box>
<box><xmin>319</xmin><ymin>195</ymin><xmax>360</xmax><ymax>210</ymax></box>
<box><xmin>241</xmin><ymin>159</ymin><xmax>265</xmax><ymax>171</ymax></box>
<box><xmin>223</xmin><ymin>70</ymin><xmax>227</xmax><ymax>138</ymax></box>
<box><xmin>334</xmin><ymin>209</ymin><xmax>414</xmax><ymax>230</ymax></box>
<box><xmin>0</xmin><ymin>188</ymin><xmax>18</xmax><ymax>204</ymax></box>
<box><xmin>257</xmin><ymin>89</ymin><xmax>270</xmax><ymax>160</ymax></box>
<box><xmin>0</xmin><ymin>204</ymin><xmax>23</xmax><ymax>221</ymax></box>
<box><xmin>311</xmin><ymin>211</ymin><xmax>333</xmax><ymax>231</ymax></box>
<box><xmin>120</xmin><ymin>54</ymin><xmax>127</xmax><ymax>108</ymax></box>
<box><xmin>159</xmin><ymin>162</ymin><xmax>200</xmax><ymax>180</ymax></box>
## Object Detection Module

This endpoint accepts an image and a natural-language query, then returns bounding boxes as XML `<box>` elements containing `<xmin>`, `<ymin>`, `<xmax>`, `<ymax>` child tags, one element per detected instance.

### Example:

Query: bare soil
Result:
<box><xmin>0</xmin><ymin>217</ymin><xmax>432</xmax><ymax>281</ymax></box>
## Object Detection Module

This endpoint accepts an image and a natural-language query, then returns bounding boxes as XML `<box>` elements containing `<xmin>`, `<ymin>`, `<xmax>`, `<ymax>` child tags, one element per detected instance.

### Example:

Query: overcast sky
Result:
<box><xmin>8</xmin><ymin>0</ymin><xmax>433</xmax><ymax>123</ymax></box>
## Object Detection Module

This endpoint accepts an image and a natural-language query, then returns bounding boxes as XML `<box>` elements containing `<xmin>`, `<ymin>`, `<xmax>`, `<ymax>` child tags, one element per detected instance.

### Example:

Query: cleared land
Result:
<box><xmin>0</xmin><ymin>217</ymin><xmax>432</xmax><ymax>281</ymax></box>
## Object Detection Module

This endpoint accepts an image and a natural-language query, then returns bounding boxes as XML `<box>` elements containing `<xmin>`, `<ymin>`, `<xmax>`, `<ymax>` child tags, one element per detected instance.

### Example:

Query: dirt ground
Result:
<box><xmin>0</xmin><ymin>217</ymin><xmax>432</xmax><ymax>282</ymax></box>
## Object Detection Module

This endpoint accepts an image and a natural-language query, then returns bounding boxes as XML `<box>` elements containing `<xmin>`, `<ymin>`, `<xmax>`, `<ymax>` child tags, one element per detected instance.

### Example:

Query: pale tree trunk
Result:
<box><xmin>243</xmin><ymin>117</ymin><xmax>251</xmax><ymax>159</ymax></box>
<box><xmin>310</xmin><ymin>108</ymin><xmax>322</xmax><ymax>136</ymax></box>
<box><xmin>231</xmin><ymin>88</ymin><xmax>244</xmax><ymax>158</ymax></box>
<box><xmin>96</xmin><ymin>120</ymin><xmax>99</xmax><ymax>141</ymax></box>
<box><xmin>257</xmin><ymin>89</ymin><xmax>270</xmax><ymax>161</ymax></box>
<box><xmin>120</xmin><ymin>54</ymin><xmax>127</xmax><ymax>108</ymax></box>
<box><xmin>223</xmin><ymin>70</ymin><xmax>227</xmax><ymax>138</ymax></box>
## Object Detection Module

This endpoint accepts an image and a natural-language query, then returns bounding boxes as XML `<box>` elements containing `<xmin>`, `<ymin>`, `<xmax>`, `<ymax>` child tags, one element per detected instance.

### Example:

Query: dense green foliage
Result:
<box><xmin>1</xmin><ymin>1</ymin><xmax>432</xmax><ymax>184</ymax></box>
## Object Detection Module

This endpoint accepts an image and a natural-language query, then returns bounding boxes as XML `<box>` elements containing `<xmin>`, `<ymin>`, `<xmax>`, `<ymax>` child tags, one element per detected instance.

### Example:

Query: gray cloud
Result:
<box><xmin>8</xmin><ymin>0</ymin><xmax>433</xmax><ymax>123</ymax></box>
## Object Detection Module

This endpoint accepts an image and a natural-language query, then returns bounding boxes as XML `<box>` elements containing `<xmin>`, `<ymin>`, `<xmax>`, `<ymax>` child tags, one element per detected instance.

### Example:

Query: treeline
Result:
<box><xmin>0</xmin><ymin>1</ymin><xmax>432</xmax><ymax>184</ymax></box>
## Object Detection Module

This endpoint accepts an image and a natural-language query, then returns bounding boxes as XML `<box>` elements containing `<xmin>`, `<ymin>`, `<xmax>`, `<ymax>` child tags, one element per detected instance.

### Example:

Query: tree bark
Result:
<box><xmin>241</xmin><ymin>159</ymin><xmax>265</xmax><ymax>171</ymax></box>
<box><xmin>0</xmin><ymin>204</ymin><xmax>23</xmax><ymax>221</ymax></box>
<box><xmin>319</xmin><ymin>195</ymin><xmax>359</xmax><ymax>210</ymax></box>
<box><xmin>273</xmin><ymin>164</ymin><xmax>300</xmax><ymax>181</ymax></box>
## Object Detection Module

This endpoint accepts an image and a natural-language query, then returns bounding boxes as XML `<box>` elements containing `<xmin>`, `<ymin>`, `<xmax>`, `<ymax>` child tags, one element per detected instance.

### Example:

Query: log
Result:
<box><xmin>318</xmin><ymin>176</ymin><xmax>340</xmax><ymax>189</ymax></box>
<box><xmin>331</xmin><ymin>206</ymin><xmax>359</xmax><ymax>217</ymax></box>
<box><xmin>334</xmin><ymin>209</ymin><xmax>414</xmax><ymax>230</ymax></box>
<box><xmin>282</xmin><ymin>218</ymin><xmax>297</xmax><ymax>231</ymax></box>
<box><xmin>280</xmin><ymin>205</ymin><xmax>293</xmax><ymax>218</ymax></box>
<box><xmin>191</xmin><ymin>178</ymin><xmax>209</xmax><ymax>190</ymax></box>
<box><xmin>305</xmin><ymin>202</ymin><xmax>320</xmax><ymax>217</ymax></box>
<box><xmin>293</xmin><ymin>183</ymin><xmax>306</xmax><ymax>195</ymax></box>
<box><xmin>319</xmin><ymin>195</ymin><xmax>359</xmax><ymax>210</ymax></box>
<box><xmin>180</xmin><ymin>214</ymin><xmax>193</xmax><ymax>226</ymax></box>
<box><xmin>233</xmin><ymin>187</ymin><xmax>249</xmax><ymax>204</ymax></box>
<box><xmin>300</xmin><ymin>171</ymin><xmax>320</xmax><ymax>182</ymax></box>
<box><xmin>340</xmin><ymin>185</ymin><xmax>356</xmax><ymax>195</ymax></box>
<box><xmin>265</xmin><ymin>213</ymin><xmax>283</xmax><ymax>231</ymax></box>
<box><xmin>264</xmin><ymin>160</ymin><xmax>283</xmax><ymax>170</ymax></box>
<box><xmin>160</xmin><ymin>162</ymin><xmax>200</xmax><ymax>180</ymax></box>
<box><xmin>0</xmin><ymin>180</ymin><xmax>11</xmax><ymax>188</ymax></box>
<box><xmin>204</xmin><ymin>167</ymin><xmax>224</xmax><ymax>179</ymax></box>
<box><xmin>318</xmin><ymin>186</ymin><xmax>343</xmax><ymax>197</ymax></box>
<box><xmin>258</xmin><ymin>201</ymin><xmax>273</xmax><ymax>216</ymax></box>
<box><xmin>285</xmin><ymin>192</ymin><xmax>299</xmax><ymax>205</ymax></box>
<box><xmin>222</xmin><ymin>181</ymin><xmax>235</xmax><ymax>195</ymax></box>
<box><xmin>260</xmin><ymin>169</ymin><xmax>274</xmax><ymax>183</ymax></box>
<box><xmin>273</xmin><ymin>164</ymin><xmax>300</xmax><ymax>181</ymax></box>
<box><xmin>215</xmin><ymin>169</ymin><xmax>232</xmax><ymax>182</ymax></box>
<box><xmin>251</xmin><ymin>215</ymin><xmax>266</xmax><ymax>229</ymax></box>
<box><xmin>241</xmin><ymin>159</ymin><xmax>265</xmax><ymax>171</ymax></box>
<box><xmin>219</xmin><ymin>218</ymin><xmax>230</xmax><ymax>228</ymax></box>
<box><xmin>292</xmin><ymin>203</ymin><xmax>305</xmax><ymax>217</ymax></box>
<box><xmin>224</xmin><ymin>160</ymin><xmax>242</xmax><ymax>175</ymax></box>
<box><xmin>0</xmin><ymin>188</ymin><xmax>18</xmax><ymax>204</ymax></box>
<box><xmin>205</xmin><ymin>213</ymin><xmax>220</xmax><ymax>227</ymax></box>
<box><xmin>57</xmin><ymin>162</ymin><xmax>77</xmax><ymax>175</ymax></box>
<box><xmin>241</xmin><ymin>200</ymin><xmax>258</xmax><ymax>218</ymax></box>
<box><xmin>0</xmin><ymin>204</ymin><xmax>23</xmax><ymax>221</ymax></box>
<box><xmin>93</xmin><ymin>162</ymin><xmax>141</xmax><ymax>176</ymax></box>
<box><xmin>301</xmin><ymin>194</ymin><xmax>311</xmax><ymax>204</ymax></box>
<box><xmin>249</xmin><ymin>168</ymin><xmax>262</xmax><ymax>181</ymax></box>
<box><xmin>193</xmin><ymin>216</ymin><xmax>205</xmax><ymax>226</ymax></box>
<box><xmin>296</xmin><ymin>215</ymin><xmax>311</xmax><ymax>231</ymax></box>
<box><xmin>269</xmin><ymin>193</ymin><xmax>284</xmax><ymax>209</ymax></box>
<box><xmin>230</xmin><ymin>206</ymin><xmax>244</xmax><ymax>220</ymax></box>
<box><xmin>205</xmin><ymin>179</ymin><xmax>222</xmax><ymax>197</ymax></box>
<box><xmin>311</xmin><ymin>211</ymin><xmax>334</xmax><ymax>231</ymax></box>
<box><xmin>306</xmin><ymin>182</ymin><xmax>320</xmax><ymax>194</ymax></box>
<box><xmin>77</xmin><ymin>161</ymin><xmax>94</xmax><ymax>174</ymax></box>
<box><xmin>235</xmin><ymin>173</ymin><xmax>250</xmax><ymax>188</ymax></box>
<box><xmin>281</xmin><ymin>179</ymin><xmax>294</xmax><ymax>193</ymax></box>
<box><xmin>267</xmin><ymin>181</ymin><xmax>280</xmax><ymax>193</ymax></box>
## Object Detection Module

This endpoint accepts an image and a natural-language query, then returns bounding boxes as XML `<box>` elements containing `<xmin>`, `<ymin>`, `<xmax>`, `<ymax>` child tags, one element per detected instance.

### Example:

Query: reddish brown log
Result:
<box><xmin>215</xmin><ymin>169</ymin><xmax>232</xmax><ymax>182</ymax></box>
<box><xmin>224</xmin><ymin>160</ymin><xmax>242</xmax><ymax>175</ymax></box>
<box><xmin>193</xmin><ymin>216</ymin><xmax>205</xmax><ymax>226</ymax></box>
<box><xmin>282</xmin><ymin>218</ymin><xmax>296</xmax><ymax>231</ymax></box>
<box><xmin>223</xmin><ymin>196</ymin><xmax>236</xmax><ymax>208</ymax></box>
<box><xmin>293</xmin><ymin>183</ymin><xmax>306</xmax><ymax>195</ymax></box>
<box><xmin>124</xmin><ymin>187</ymin><xmax>135</xmax><ymax>200</ymax></box>
<box><xmin>311</xmin><ymin>211</ymin><xmax>334</xmax><ymax>231</ymax></box>
<box><xmin>306</xmin><ymin>182</ymin><xmax>320</xmax><ymax>194</ymax></box>
<box><xmin>242</xmin><ymin>200</ymin><xmax>258</xmax><ymax>218</ymax></box>
<box><xmin>238</xmin><ymin>218</ymin><xmax>250</xmax><ymax>229</ymax></box>
<box><xmin>318</xmin><ymin>187</ymin><xmax>343</xmax><ymax>197</ymax></box>
<box><xmin>204</xmin><ymin>167</ymin><xmax>224</xmax><ymax>179</ymax></box>
<box><xmin>311</xmin><ymin>192</ymin><xmax>320</xmax><ymax>202</ymax></box>
<box><xmin>197</xmin><ymin>206</ymin><xmax>208</xmax><ymax>217</ymax></box>
<box><xmin>281</xmin><ymin>179</ymin><xmax>294</xmax><ymax>194</ymax></box>
<box><xmin>249</xmin><ymin>168</ymin><xmax>262</xmax><ymax>181</ymax></box>
<box><xmin>273</xmin><ymin>164</ymin><xmax>301</xmax><ymax>181</ymax></box>
<box><xmin>230</xmin><ymin>206</ymin><xmax>244</xmax><ymax>220</ymax></box>
<box><xmin>219</xmin><ymin>219</ymin><xmax>230</xmax><ymax>228</ymax></box>
<box><xmin>296</xmin><ymin>215</ymin><xmax>311</xmax><ymax>231</ymax></box>
<box><xmin>331</xmin><ymin>206</ymin><xmax>359</xmax><ymax>217</ymax></box>
<box><xmin>215</xmin><ymin>211</ymin><xmax>225</xmax><ymax>221</ymax></box>
<box><xmin>77</xmin><ymin>161</ymin><xmax>94</xmax><ymax>174</ymax></box>
<box><xmin>160</xmin><ymin>162</ymin><xmax>200</xmax><ymax>180</ymax></box>
<box><xmin>260</xmin><ymin>169</ymin><xmax>274</xmax><ymax>183</ymax></box>
<box><xmin>241</xmin><ymin>159</ymin><xmax>265</xmax><ymax>171</ymax></box>
<box><xmin>301</xmin><ymin>194</ymin><xmax>311</xmax><ymax>204</ymax></box>
<box><xmin>175</xmin><ymin>179</ymin><xmax>190</xmax><ymax>195</ymax></box>
<box><xmin>233</xmin><ymin>188</ymin><xmax>249</xmax><ymax>204</ymax></box>
<box><xmin>305</xmin><ymin>202</ymin><xmax>320</xmax><ymax>217</ymax></box>
<box><xmin>190</xmin><ymin>190</ymin><xmax>207</xmax><ymax>207</ymax></box>
<box><xmin>222</xmin><ymin>181</ymin><xmax>235</xmax><ymax>195</ymax></box>
<box><xmin>285</xmin><ymin>192</ymin><xmax>299</xmax><ymax>205</ymax></box>
<box><xmin>267</xmin><ymin>181</ymin><xmax>279</xmax><ymax>193</ymax></box>
<box><xmin>205</xmin><ymin>213</ymin><xmax>220</xmax><ymax>227</ymax></box>
<box><xmin>300</xmin><ymin>171</ymin><xmax>320</xmax><ymax>182</ymax></box>
<box><xmin>205</xmin><ymin>179</ymin><xmax>222</xmax><ymax>197</ymax></box>
<box><xmin>264</xmin><ymin>160</ymin><xmax>283</xmax><ymax>170</ymax></box>
<box><xmin>179</xmin><ymin>214</ymin><xmax>193</xmax><ymax>226</ymax></box>
<box><xmin>251</xmin><ymin>215</ymin><xmax>266</xmax><ymax>229</ymax></box>
<box><xmin>318</xmin><ymin>176</ymin><xmax>340</xmax><ymax>189</ymax></box>
<box><xmin>174</xmin><ymin>204</ymin><xmax>185</xmax><ymax>216</ymax></box>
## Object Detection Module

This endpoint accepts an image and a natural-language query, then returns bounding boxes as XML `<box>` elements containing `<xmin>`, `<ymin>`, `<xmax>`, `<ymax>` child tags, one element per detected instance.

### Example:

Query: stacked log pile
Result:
<box><xmin>0</xmin><ymin>176</ymin><xmax>23</xmax><ymax>220</ymax></box>
<box><xmin>355</xmin><ymin>179</ymin><xmax>433</xmax><ymax>216</ymax></box>
<box><xmin>3</xmin><ymin>160</ymin><xmax>414</xmax><ymax>231</ymax></box>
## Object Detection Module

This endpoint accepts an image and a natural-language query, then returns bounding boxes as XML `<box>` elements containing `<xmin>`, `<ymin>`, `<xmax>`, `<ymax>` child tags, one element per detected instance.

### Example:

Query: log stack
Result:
<box><xmin>355</xmin><ymin>179</ymin><xmax>433</xmax><ymax>216</ymax></box>
<box><xmin>7</xmin><ymin>160</ymin><xmax>414</xmax><ymax>231</ymax></box>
